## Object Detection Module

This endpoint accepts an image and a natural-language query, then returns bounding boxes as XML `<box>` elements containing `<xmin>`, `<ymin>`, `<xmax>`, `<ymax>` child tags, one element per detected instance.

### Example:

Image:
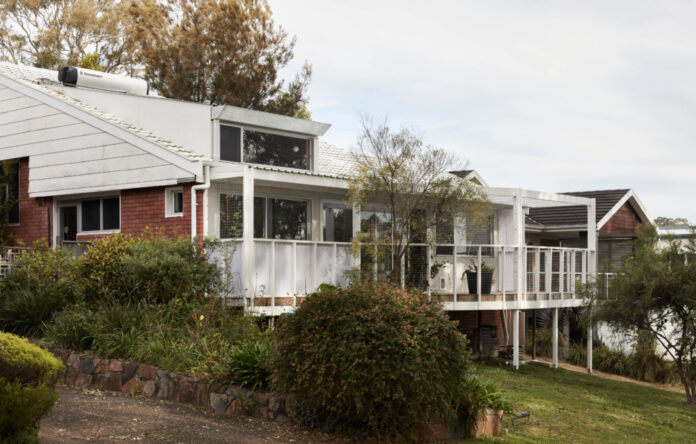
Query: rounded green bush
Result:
<box><xmin>271</xmin><ymin>282</ymin><xmax>470</xmax><ymax>438</ymax></box>
<box><xmin>0</xmin><ymin>332</ymin><xmax>64</xmax><ymax>443</ymax></box>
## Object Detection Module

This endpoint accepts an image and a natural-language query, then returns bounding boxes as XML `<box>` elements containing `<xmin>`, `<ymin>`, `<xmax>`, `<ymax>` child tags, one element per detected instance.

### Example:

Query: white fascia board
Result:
<box><xmin>30</xmin><ymin>178</ymin><xmax>181</xmax><ymax>198</ymax></box>
<box><xmin>485</xmin><ymin>187</ymin><xmax>594</xmax><ymax>206</ymax></box>
<box><xmin>253</xmin><ymin>168</ymin><xmax>348</xmax><ymax>190</ymax></box>
<box><xmin>0</xmin><ymin>74</ymin><xmax>203</xmax><ymax>179</ymax></box>
<box><xmin>464</xmin><ymin>170</ymin><xmax>489</xmax><ymax>187</ymax></box>
<box><xmin>210</xmin><ymin>163</ymin><xmax>246</xmax><ymax>180</ymax></box>
<box><xmin>596</xmin><ymin>189</ymin><xmax>654</xmax><ymax>230</ymax></box>
<box><xmin>213</xmin><ymin>105</ymin><xmax>330</xmax><ymax>137</ymax></box>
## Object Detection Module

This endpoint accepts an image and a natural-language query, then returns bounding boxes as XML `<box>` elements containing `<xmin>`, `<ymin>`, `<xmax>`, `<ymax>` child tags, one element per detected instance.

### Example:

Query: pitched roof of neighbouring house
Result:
<box><xmin>527</xmin><ymin>189</ymin><xmax>653</xmax><ymax>230</ymax></box>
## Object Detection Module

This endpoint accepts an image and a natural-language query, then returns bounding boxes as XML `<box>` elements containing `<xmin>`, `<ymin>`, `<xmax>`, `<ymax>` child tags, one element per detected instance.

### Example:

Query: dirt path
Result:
<box><xmin>40</xmin><ymin>386</ymin><xmax>349</xmax><ymax>444</ymax></box>
<box><xmin>531</xmin><ymin>356</ymin><xmax>684</xmax><ymax>394</ymax></box>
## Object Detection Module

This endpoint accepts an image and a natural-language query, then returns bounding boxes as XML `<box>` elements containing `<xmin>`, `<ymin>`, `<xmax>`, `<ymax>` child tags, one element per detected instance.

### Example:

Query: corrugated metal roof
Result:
<box><xmin>0</xmin><ymin>62</ymin><xmax>207</xmax><ymax>163</ymax></box>
<box><xmin>528</xmin><ymin>189</ymin><xmax>631</xmax><ymax>226</ymax></box>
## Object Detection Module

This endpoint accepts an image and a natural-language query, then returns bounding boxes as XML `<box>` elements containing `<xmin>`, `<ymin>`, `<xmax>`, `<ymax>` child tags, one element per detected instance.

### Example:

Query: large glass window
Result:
<box><xmin>219</xmin><ymin>195</ymin><xmax>308</xmax><ymax>240</ymax></box>
<box><xmin>435</xmin><ymin>216</ymin><xmax>493</xmax><ymax>256</ymax></box>
<box><xmin>220</xmin><ymin>125</ymin><xmax>241</xmax><ymax>162</ymax></box>
<box><xmin>81</xmin><ymin>197</ymin><xmax>119</xmax><ymax>232</ymax></box>
<box><xmin>243</xmin><ymin>130</ymin><xmax>310</xmax><ymax>169</ymax></box>
<box><xmin>323</xmin><ymin>203</ymin><xmax>353</xmax><ymax>242</ymax></box>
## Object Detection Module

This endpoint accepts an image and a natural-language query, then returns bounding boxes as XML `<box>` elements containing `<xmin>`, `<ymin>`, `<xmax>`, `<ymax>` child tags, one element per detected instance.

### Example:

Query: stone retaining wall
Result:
<box><xmin>47</xmin><ymin>347</ymin><xmax>292</xmax><ymax>422</ymax></box>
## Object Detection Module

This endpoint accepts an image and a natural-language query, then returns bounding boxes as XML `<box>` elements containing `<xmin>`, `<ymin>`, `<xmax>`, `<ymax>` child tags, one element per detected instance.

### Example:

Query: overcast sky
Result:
<box><xmin>270</xmin><ymin>1</ymin><xmax>696</xmax><ymax>222</ymax></box>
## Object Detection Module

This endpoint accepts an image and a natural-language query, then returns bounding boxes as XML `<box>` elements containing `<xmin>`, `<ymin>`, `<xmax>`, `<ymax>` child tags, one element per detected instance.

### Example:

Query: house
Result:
<box><xmin>0</xmin><ymin>62</ymin><xmax>598</xmax><ymax>370</ymax></box>
<box><xmin>657</xmin><ymin>225</ymin><xmax>694</xmax><ymax>251</ymax></box>
<box><xmin>527</xmin><ymin>189</ymin><xmax>653</xmax><ymax>271</ymax></box>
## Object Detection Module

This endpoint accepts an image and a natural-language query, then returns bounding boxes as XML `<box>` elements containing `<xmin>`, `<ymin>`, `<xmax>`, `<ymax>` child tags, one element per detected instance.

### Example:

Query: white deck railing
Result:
<box><xmin>219</xmin><ymin>240</ymin><xmax>592</xmax><ymax>314</ymax></box>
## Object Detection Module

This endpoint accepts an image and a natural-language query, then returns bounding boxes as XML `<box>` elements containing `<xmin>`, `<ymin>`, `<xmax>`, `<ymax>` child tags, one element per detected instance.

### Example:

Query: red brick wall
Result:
<box><xmin>76</xmin><ymin>185</ymin><xmax>204</xmax><ymax>241</ymax></box>
<box><xmin>447</xmin><ymin>309</ymin><xmax>526</xmax><ymax>350</ymax></box>
<box><xmin>4</xmin><ymin>158</ymin><xmax>52</xmax><ymax>246</ymax></box>
<box><xmin>599</xmin><ymin>202</ymin><xmax>641</xmax><ymax>236</ymax></box>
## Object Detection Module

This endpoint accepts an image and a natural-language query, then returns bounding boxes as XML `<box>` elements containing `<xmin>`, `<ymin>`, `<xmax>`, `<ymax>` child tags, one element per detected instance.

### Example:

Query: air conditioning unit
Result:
<box><xmin>58</xmin><ymin>66</ymin><xmax>150</xmax><ymax>96</ymax></box>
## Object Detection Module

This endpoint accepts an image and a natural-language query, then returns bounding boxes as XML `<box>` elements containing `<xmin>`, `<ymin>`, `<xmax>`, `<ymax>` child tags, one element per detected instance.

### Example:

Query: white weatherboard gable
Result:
<box><xmin>0</xmin><ymin>75</ymin><xmax>202</xmax><ymax>197</ymax></box>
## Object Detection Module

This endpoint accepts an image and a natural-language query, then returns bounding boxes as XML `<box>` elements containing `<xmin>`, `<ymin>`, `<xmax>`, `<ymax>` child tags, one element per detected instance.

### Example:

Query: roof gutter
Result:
<box><xmin>191</xmin><ymin>164</ymin><xmax>211</xmax><ymax>240</ymax></box>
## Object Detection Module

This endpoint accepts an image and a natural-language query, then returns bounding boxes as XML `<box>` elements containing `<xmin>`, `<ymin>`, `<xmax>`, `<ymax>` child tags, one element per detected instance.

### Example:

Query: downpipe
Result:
<box><xmin>191</xmin><ymin>165</ymin><xmax>211</xmax><ymax>241</ymax></box>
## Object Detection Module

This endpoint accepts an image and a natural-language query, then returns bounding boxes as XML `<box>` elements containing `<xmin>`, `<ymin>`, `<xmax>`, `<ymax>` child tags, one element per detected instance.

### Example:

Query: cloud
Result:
<box><xmin>271</xmin><ymin>0</ymin><xmax>696</xmax><ymax>221</ymax></box>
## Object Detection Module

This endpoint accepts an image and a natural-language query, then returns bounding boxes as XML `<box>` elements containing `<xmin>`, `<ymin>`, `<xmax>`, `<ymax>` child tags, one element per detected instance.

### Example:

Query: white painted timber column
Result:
<box><xmin>587</xmin><ymin>198</ymin><xmax>597</xmax><ymax>374</ymax></box>
<box><xmin>552</xmin><ymin>307</ymin><xmax>559</xmax><ymax>369</ymax></box>
<box><xmin>513</xmin><ymin>309</ymin><xmax>520</xmax><ymax>370</ymax></box>
<box><xmin>242</xmin><ymin>167</ymin><xmax>255</xmax><ymax>306</ymax></box>
<box><xmin>512</xmin><ymin>190</ymin><xmax>525</xmax><ymax>303</ymax></box>
<box><xmin>352</xmin><ymin>204</ymin><xmax>361</xmax><ymax>269</ymax></box>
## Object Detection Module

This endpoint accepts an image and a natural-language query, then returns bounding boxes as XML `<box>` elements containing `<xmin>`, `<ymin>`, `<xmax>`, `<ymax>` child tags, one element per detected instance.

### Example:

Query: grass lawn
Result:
<box><xmin>477</xmin><ymin>363</ymin><xmax>696</xmax><ymax>443</ymax></box>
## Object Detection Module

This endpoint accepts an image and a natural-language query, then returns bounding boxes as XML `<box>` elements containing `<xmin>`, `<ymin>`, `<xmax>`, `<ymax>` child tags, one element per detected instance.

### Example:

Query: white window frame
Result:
<box><xmin>77</xmin><ymin>194</ymin><xmax>121</xmax><ymax>234</ymax></box>
<box><xmin>320</xmin><ymin>199</ymin><xmax>353</xmax><ymax>243</ymax></box>
<box><xmin>165</xmin><ymin>187</ymin><xmax>184</xmax><ymax>218</ymax></box>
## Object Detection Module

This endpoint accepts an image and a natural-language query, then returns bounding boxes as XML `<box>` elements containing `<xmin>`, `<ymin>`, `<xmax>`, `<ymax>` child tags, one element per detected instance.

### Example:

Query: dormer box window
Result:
<box><xmin>220</xmin><ymin>125</ymin><xmax>311</xmax><ymax>170</ymax></box>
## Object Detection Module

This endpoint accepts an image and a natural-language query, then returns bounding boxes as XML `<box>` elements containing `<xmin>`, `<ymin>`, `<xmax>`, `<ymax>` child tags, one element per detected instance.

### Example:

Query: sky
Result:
<box><xmin>269</xmin><ymin>0</ymin><xmax>696</xmax><ymax>222</ymax></box>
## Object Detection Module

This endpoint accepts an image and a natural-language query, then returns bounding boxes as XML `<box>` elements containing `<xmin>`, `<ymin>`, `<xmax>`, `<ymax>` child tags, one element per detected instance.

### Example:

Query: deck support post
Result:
<box><xmin>242</xmin><ymin>166</ymin><xmax>255</xmax><ymax>311</ymax></box>
<box><xmin>513</xmin><ymin>309</ymin><xmax>520</xmax><ymax>370</ymax></box>
<box><xmin>552</xmin><ymin>307</ymin><xmax>559</xmax><ymax>369</ymax></box>
<box><xmin>532</xmin><ymin>309</ymin><xmax>537</xmax><ymax>360</ymax></box>
<box><xmin>351</xmin><ymin>204</ymin><xmax>361</xmax><ymax>270</ymax></box>
<box><xmin>586</xmin><ymin>196</ymin><xmax>597</xmax><ymax>373</ymax></box>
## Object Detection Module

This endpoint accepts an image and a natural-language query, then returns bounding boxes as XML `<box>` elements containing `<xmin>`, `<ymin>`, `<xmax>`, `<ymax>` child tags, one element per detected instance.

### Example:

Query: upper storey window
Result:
<box><xmin>220</xmin><ymin>125</ymin><xmax>311</xmax><ymax>170</ymax></box>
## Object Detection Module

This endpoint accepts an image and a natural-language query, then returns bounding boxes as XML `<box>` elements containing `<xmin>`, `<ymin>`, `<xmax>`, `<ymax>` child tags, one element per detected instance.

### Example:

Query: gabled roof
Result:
<box><xmin>0</xmin><ymin>62</ymin><xmax>207</xmax><ymax>164</ymax></box>
<box><xmin>528</xmin><ymin>189</ymin><xmax>653</xmax><ymax>230</ymax></box>
<box><xmin>450</xmin><ymin>169</ymin><xmax>488</xmax><ymax>186</ymax></box>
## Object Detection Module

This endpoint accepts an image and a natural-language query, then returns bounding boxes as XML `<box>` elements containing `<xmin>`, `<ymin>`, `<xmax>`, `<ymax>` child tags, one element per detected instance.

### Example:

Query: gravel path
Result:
<box><xmin>39</xmin><ymin>386</ymin><xmax>349</xmax><ymax>444</ymax></box>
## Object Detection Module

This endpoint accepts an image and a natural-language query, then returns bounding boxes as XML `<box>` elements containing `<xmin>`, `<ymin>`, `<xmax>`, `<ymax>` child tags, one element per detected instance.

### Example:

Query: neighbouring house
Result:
<box><xmin>657</xmin><ymin>225</ymin><xmax>694</xmax><ymax>251</ymax></box>
<box><xmin>0</xmin><ymin>62</ymin><xmax>599</xmax><ymax>370</ymax></box>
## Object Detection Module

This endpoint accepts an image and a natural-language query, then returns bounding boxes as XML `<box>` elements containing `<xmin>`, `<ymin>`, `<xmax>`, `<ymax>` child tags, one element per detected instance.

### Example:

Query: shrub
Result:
<box><xmin>0</xmin><ymin>332</ymin><xmax>64</xmax><ymax>443</ymax></box>
<box><xmin>223</xmin><ymin>338</ymin><xmax>272</xmax><ymax>388</ymax></box>
<box><xmin>73</xmin><ymin>233</ymin><xmax>220</xmax><ymax>304</ymax></box>
<box><xmin>454</xmin><ymin>372</ymin><xmax>513</xmax><ymax>437</ymax></box>
<box><xmin>89</xmin><ymin>301</ymin><xmax>150</xmax><ymax>358</ymax></box>
<box><xmin>272</xmin><ymin>281</ymin><xmax>470</xmax><ymax>438</ymax></box>
<box><xmin>43</xmin><ymin>306</ymin><xmax>95</xmax><ymax>351</ymax></box>
<box><xmin>525</xmin><ymin>327</ymin><xmax>569</xmax><ymax>358</ymax></box>
<box><xmin>0</xmin><ymin>246</ymin><xmax>75</xmax><ymax>336</ymax></box>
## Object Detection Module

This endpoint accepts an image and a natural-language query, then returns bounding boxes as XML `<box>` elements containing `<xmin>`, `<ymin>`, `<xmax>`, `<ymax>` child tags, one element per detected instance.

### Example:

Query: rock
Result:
<box><xmin>275</xmin><ymin>414</ymin><xmax>291</xmax><ymax>424</ymax></box>
<box><xmin>193</xmin><ymin>382</ymin><xmax>209</xmax><ymax>408</ymax></box>
<box><xmin>209</xmin><ymin>393</ymin><xmax>229</xmax><ymax>413</ymax></box>
<box><xmin>122</xmin><ymin>362</ymin><xmax>139</xmax><ymax>381</ymax></box>
<box><xmin>252</xmin><ymin>391</ymin><xmax>268</xmax><ymax>406</ymax></box>
<box><xmin>268</xmin><ymin>396</ymin><xmax>283</xmax><ymax>415</ymax></box>
<box><xmin>226</xmin><ymin>398</ymin><xmax>246</xmax><ymax>415</ymax></box>
<box><xmin>94</xmin><ymin>358</ymin><xmax>108</xmax><ymax>374</ymax></box>
<box><xmin>157</xmin><ymin>373</ymin><xmax>174</xmax><ymax>400</ymax></box>
<box><xmin>210</xmin><ymin>382</ymin><xmax>225</xmax><ymax>394</ymax></box>
<box><xmin>67</xmin><ymin>353</ymin><xmax>81</xmax><ymax>369</ymax></box>
<box><xmin>74</xmin><ymin>372</ymin><xmax>93</xmax><ymax>388</ymax></box>
<box><xmin>108</xmin><ymin>359</ymin><xmax>123</xmax><ymax>372</ymax></box>
<box><xmin>94</xmin><ymin>374</ymin><xmax>109</xmax><ymax>391</ymax></box>
<box><xmin>254</xmin><ymin>406</ymin><xmax>268</xmax><ymax>419</ymax></box>
<box><xmin>173</xmin><ymin>378</ymin><xmax>193</xmax><ymax>403</ymax></box>
<box><xmin>136</xmin><ymin>364</ymin><xmax>157</xmax><ymax>380</ymax></box>
<box><xmin>121</xmin><ymin>376</ymin><xmax>141</xmax><ymax>396</ymax></box>
<box><xmin>142</xmin><ymin>380</ymin><xmax>157</xmax><ymax>398</ymax></box>
<box><xmin>65</xmin><ymin>367</ymin><xmax>79</xmax><ymax>385</ymax></box>
<box><xmin>107</xmin><ymin>372</ymin><xmax>122</xmax><ymax>391</ymax></box>
<box><xmin>79</xmin><ymin>356</ymin><xmax>94</xmax><ymax>374</ymax></box>
<box><xmin>225</xmin><ymin>385</ymin><xmax>240</xmax><ymax>398</ymax></box>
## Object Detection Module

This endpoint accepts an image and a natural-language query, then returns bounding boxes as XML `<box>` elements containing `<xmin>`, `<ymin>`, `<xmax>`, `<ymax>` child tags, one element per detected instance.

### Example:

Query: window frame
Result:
<box><xmin>218</xmin><ymin>191</ymin><xmax>312</xmax><ymax>241</ymax></box>
<box><xmin>218</xmin><ymin>123</ymin><xmax>313</xmax><ymax>170</ymax></box>
<box><xmin>164</xmin><ymin>187</ymin><xmax>184</xmax><ymax>218</ymax></box>
<box><xmin>321</xmin><ymin>199</ymin><xmax>353</xmax><ymax>243</ymax></box>
<box><xmin>77</xmin><ymin>195</ymin><xmax>121</xmax><ymax>234</ymax></box>
<box><xmin>4</xmin><ymin>161</ymin><xmax>19</xmax><ymax>226</ymax></box>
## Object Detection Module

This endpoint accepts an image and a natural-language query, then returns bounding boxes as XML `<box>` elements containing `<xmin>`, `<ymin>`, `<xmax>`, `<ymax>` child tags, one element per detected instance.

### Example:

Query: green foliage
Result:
<box><xmin>73</xmin><ymin>234</ymin><xmax>220</xmax><ymax>305</ymax></box>
<box><xmin>0</xmin><ymin>332</ymin><xmax>63</xmax><ymax>444</ymax></box>
<box><xmin>89</xmin><ymin>301</ymin><xmax>151</xmax><ymax>358</ymax></box>
<box><xmin>454</xmin><ymin>372</ymin><xmax>512</xmax><ymax>437</ymax></box>
<box><xmin>222</xmin><ymin>339</ymin><xmax>271</xmax><ymax>389</ymax></box>
<box><xmin>0</xmin><ymin>245</ymin><xmax>75</xmax><ymax>336</ymax></box>
<box><xmin>0</xmin><ymin>379</ymin><xmax>58</xmax><ymax>444</ymax></box>
<box><xmin>77</xmin><ymin>52</ymin><xmax>101</xmax><ymax>70</ymax></box>
<box><xmin>525</xmin><ymin>327</ymin><xmax>569</xmax><ymax>358</ymax></box>
<box><xmin>272</xmin><ymin>281</ymin><xmax>470</xmax><ymax>438</ymax></box>
<box><xmin>43</xmin><ymin>306</ymin><xmax>94</xmax><ymax>351</ymax></box>
<box><xmin>0</xmin><ymin>331</ymin><xmax>64</xmax><ymax>385</ymax></box>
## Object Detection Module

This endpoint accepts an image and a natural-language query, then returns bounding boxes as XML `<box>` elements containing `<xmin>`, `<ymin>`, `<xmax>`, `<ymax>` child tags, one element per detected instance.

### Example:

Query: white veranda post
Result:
<box><xmin>552</xmin><ymin>307</ymin><xmax>559</xmax><ymax>369</ymax></box>
<box><xmin>586</xmin><ymin>199</ymin><xmax>597</xmax><ymax>373</ymax></box>
<box><xmin>351</xmin><ymin>204</ymin><xmax>361</xmax><ymax>269</ymax></box>
<box><xmin>242</xmin><ymin>166</ymin><xmax>255</xmax><ymax>309</ymax></box>
<box><xmin>512</xmin><ymin>190</ymin><xmax>524</xmax><ymax>370</ymax></box>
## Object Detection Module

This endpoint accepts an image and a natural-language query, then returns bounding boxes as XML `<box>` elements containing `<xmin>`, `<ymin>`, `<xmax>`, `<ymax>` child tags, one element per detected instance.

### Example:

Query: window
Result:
<box><xmin>1</xmin><ymin>162</ymin><xmax>19</xmax><ymax>225</ymax></box>
<box><xmin>165</xmin><ymin>188</ymin><xmax>184</xmax><ymax>217</ymax></box>
<box><xmin>220</xmin><ymin>125</ymin><xmax>241</xmax><ymax>162</ymax></box>
<box><xmin>323</xmin><ymin>203</ymin><xmax>353</xmax><ymax>242</ymax></box>
<box><xmin>81</xmin><ymin>197</ymin><xmax>120</xmax><ymax>232</ymax></box>
<box><xmin>219</xmin><ymin>194</ymin><xmax>308</xmax><ymax>240</ymax></box>
<box><xmin>243</xmin><ymin>130</ymin><xmax>310</xmax><ymax>169</ymax></box>
<box><xmin>435</xmin><ymin>216</ymin><xmax>492</xmax><ymax>256</ymax></box>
